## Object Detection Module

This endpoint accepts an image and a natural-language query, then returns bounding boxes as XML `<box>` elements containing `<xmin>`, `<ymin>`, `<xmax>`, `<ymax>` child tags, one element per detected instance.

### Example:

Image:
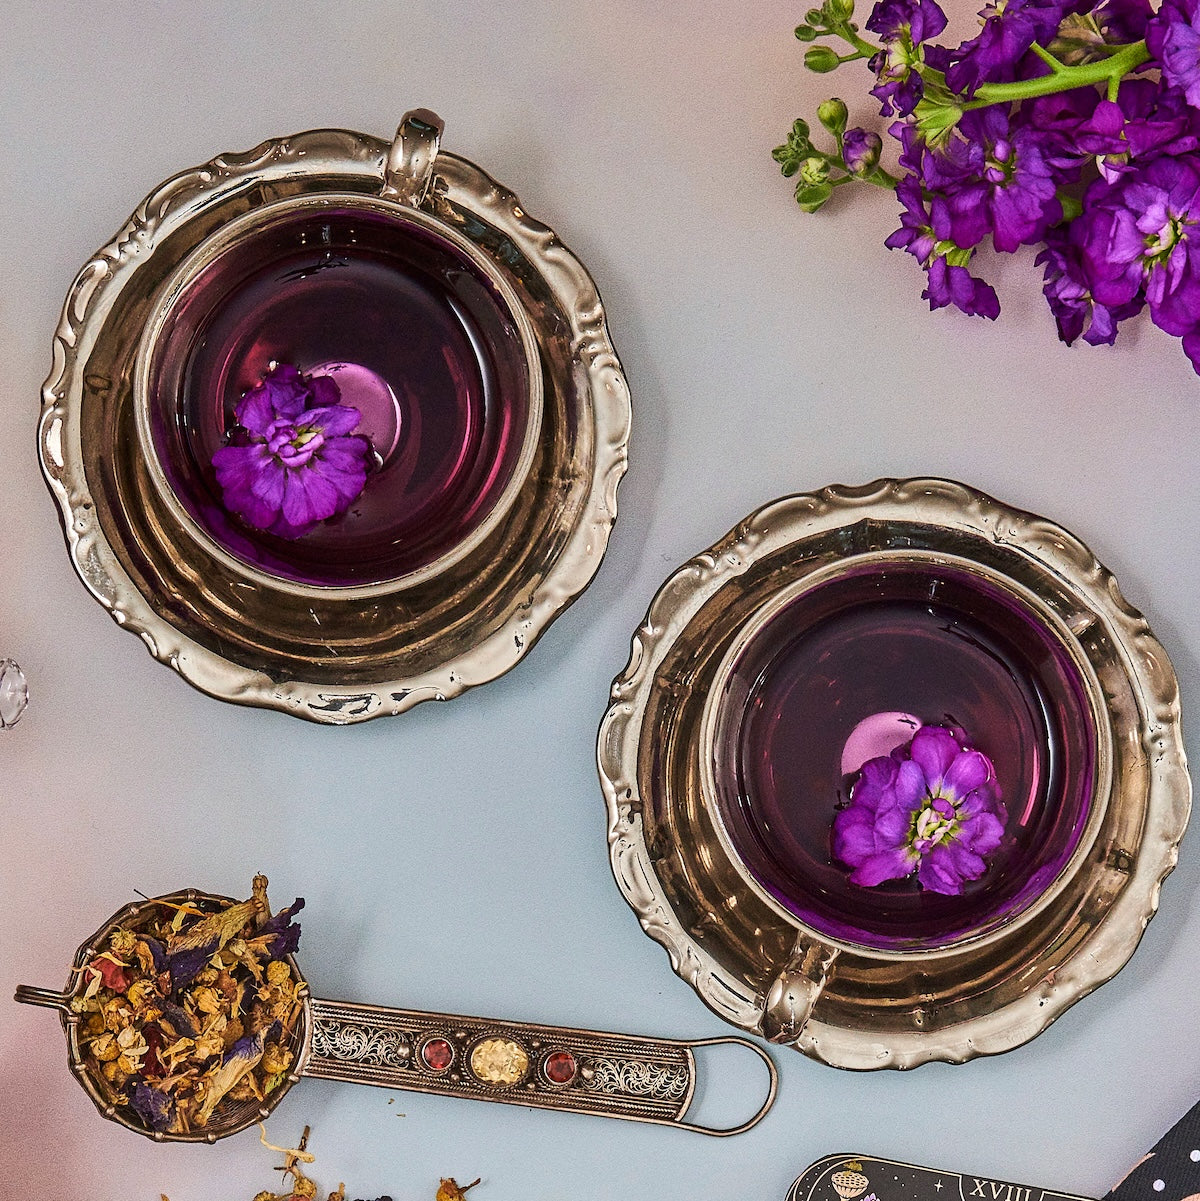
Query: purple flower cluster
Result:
<box><xmin>832</xmin><ymin>725</ymin><xmax>1007</xmax><ymax>895</ymax></box>
<box><xmin>213</xmin><ymin>364</ymin><xmax>371</xmax><ymax>539</ymax></box>
<box><xmin>866</xmin><ymin>0</ymin><xmax>948</xmax><ymax>116</ymax></box>
<box><xmin>780</xmin><ymin>0</ymin><xmax>1200</xmax><ymax>372</ymax></box>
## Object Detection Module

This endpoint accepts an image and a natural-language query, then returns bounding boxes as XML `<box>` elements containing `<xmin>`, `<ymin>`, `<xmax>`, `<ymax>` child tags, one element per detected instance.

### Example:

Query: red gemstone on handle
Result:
<box><xmin>544</xmin><ymin>1050</ymin><xmax>576</xmax><ymax>1084</ymax></box>
<box><xmin>422</xmin><ymin>1038</ymin><xmax>454</xmax><ymax>1072</ymax></box>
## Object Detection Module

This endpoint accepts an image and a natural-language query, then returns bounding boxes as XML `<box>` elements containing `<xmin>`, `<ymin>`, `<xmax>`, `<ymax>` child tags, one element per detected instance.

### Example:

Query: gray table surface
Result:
<box><xmin>3</xmin><ymin>3</ymin><xmax>1199</xmax><ymax>1198</ymax></box>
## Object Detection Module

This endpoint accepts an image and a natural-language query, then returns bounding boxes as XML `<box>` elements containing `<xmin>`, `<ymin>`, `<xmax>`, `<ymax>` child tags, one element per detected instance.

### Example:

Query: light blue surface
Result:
<box><xmin>2</xmin><ymin>3</ymin><xmax>1199</xmax><ymax>1198</ymax></box>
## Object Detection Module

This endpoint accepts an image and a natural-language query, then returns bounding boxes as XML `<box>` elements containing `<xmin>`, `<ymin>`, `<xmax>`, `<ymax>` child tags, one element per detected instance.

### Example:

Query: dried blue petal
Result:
<box><xmin>168</xmin><ymin>943</ymin><xmax>216</xmax><ymax>992</ymax></box>
<box><xmin>196</xmin><ymin>1030</ymin><xmax>265</xmax><ymax>1126</ymax></box>
<box><xmin>256</xmin><ymin>898</ymin><xmax>304</xmax><ymax>959</ymax></box>
<box><xmin>130</xmin><ymin>1080</ymin><xmax>175</xmax><ymax>1132</ymax></box>
<box><xmin>157</xmin><ymin>999</ymin><xmax>200</xmax><ymax>1040</ymax></box>
<box><xmin>141</xmin><ymin>934</ymin><xmax>168</xmax><ymax>974</ymax></box>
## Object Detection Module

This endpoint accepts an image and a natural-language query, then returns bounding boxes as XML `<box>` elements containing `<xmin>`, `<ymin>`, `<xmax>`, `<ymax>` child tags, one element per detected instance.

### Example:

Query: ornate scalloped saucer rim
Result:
<box><xmin>598</xmin><ymin>477</ymin><xmax>1191</xmax><ymax>1069</ymax></box>
<box><xmin>39</xmin><ymin>115</ymin><xmax>631</xmax><ymax>724</ymax></box>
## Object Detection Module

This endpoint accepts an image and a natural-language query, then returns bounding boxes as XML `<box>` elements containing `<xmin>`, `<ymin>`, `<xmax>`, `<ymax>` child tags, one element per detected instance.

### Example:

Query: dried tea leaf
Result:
<box><xmin>436</xmin><ymin>1178</ymin><xmax>481</xmax><ymax>1201</ymax></box>
<box><xmin>244</xmin><ymin>1122</ymin><xmax>473</xmax><ymax>1201</ymax></box>
<box><xmin>195</xmin><ymin>1030</ymin><xmax>265</xmax><ymax>1126</ymax></box>
<box><xmin>76</xmin><ymin>877</ymin><xmax>304</xmax><ymax>1137</ymax></box>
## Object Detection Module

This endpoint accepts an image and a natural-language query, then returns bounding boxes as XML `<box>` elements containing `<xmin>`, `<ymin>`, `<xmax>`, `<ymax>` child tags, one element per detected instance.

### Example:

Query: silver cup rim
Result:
<box><xmin>131</xmin><ymin>190</ymin><xmax>546</xmax><ymax>601</ymax></box>
<box><xmin>695</xmin><ymin>547</ymin><xmax>1115</xmax><ymax>963</ymax></box>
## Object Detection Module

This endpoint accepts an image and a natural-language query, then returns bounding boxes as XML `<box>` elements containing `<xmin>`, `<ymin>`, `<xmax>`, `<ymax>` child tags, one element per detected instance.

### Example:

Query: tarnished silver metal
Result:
<box><xmin>15</xmin><ymin>889</ymin><xmax>777</xmax><ymax>1139</ymax></box>
<box><xmin>129</xmin><ymin>191</ymin><xmax>546</xmax><ymax>601</ymax></box>
<box><xmin>39</xmin><ymin>113</ymin><xmax>631</xmax><ymax>723</ymax></box>
<box><xmin>382</xmin><ymin>108</ymin><xmax>445</xmax><ymax>206</ymax></box>
<box><xmin>598</xmin><ymin>478</ymin><xmax>1191</xmax><ymax>1069</ymax></box>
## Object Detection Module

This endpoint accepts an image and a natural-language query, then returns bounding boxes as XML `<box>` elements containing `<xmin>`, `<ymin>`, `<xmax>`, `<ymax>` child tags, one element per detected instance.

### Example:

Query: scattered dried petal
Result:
<box><xmin>436</xmin><ymin>1179</ymin><xmax>481</xmax><ymax>1201</ymax></box>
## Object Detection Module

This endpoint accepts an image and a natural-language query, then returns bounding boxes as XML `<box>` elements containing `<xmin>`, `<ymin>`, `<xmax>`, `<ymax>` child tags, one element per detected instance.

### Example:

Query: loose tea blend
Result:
<box><xmin>70</xmin><ymin>875</ymin><xmax>304</xmax><ymax>1135</ymax></box>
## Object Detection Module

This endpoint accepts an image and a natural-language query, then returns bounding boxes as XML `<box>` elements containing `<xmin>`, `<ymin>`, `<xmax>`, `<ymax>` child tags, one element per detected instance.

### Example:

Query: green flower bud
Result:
<box><xmin>794</xmin><ymin>23</ymin><xmax>819</xmax><ymax>41</ymax></box>
<box><xmin>795</xmin><ymin>180</ymin><xmax>835</xmax><ymax>212</ymax></box>
<box><xmin>799</xmin><ymin>156</ymin><xmax>831</xmax><ymax>185</ymax></box>
<box><xmin>805</xmin><ymin>7</ymin><xmax>825</xmax><ymax>24</ymax></box>
<box><xmin>823</xmin><ymin>0</ymin><xmax>855</xmax><ymax>22</ymax></box>
<box><xmin>804</xmin><ymin>45</ymin><xmax>842</xmax><ymax>73</ymax></box>
<box><xmin>817</xmin><ymin>97</ymin><xmax>849</xmax><ymax>134</ymax></box>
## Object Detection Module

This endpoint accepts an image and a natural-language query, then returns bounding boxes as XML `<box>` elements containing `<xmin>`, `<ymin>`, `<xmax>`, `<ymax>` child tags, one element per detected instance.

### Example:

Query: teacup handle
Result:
<box><xmin>382</xmin><ymin>108</ymin><xmax>445</xmax><ymax>208</ymax></box>
<box><xmin>761</xmin><ymin>938</ymin><xmax>840</xmax><ymax>1044</ymax></box>
<box><xmin>303</xmin><ymin>996</ymin><xmax>777</xmax><ymax>1136</ymax></box>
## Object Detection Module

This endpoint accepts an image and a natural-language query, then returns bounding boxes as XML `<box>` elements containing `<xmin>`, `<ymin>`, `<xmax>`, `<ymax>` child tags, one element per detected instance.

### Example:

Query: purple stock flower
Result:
<box><xmin>925</xmin><ymin>107</ymin><xmax>1068</xmax><ymax>252</ymax></box>
<box><xmin>946</xmin><ymin>0</ymin><xmax>1081</xmax><ymax>95</ymax></box>
<box><xmin>1028</xmin><ymin>80</ymin><xmax>1200</xmax><ymax>181</ymax></box>
<box><xmin>1094</xmin><ymin>0</ymin><xmax>1153</xmax><ymax>43</ymax></box>
<box><xmin>1148</xmin><ymin>0</ymin><xmax>1200</xmax><ymax>110</ymax></box>
<box><xmin>885</xmin><ymin>173</ymin><xmax>1002</xmax><ymax>317</ymax></box>
<box><xmin>1036</xmin><ymin>225</ymin><xmax>1144</xmax><ymax>344</ymax></box>
<box><xmin>832</xmin><ymin>726</ymin><xmax>1007</xmax><ymax>895</ymax></box>
<box><xmin>924</xmin><ymin>255</ymin><xmax>1004</xmax><ymax>315</ymax></box>
<box><xmin>212</xmin><ymin>364</ymin><xmax>371</xmax><ymax>539</ymax></box>
<box><xmin>1076</xmin><ymin>154</ymin><xmax>1200</xmax><ymax>358</ymax></box>
<box><xmin>866</xmin><ymin>0</ymin><xmax>949</xmax><ymax>116</ymax></box>
<box><xmin>843</xmin><ymin>128</ymin><xmax>884</xmax><ymax>175</ymax></box>
<box><xmin>886</xmin><ymin>173</ymin><xmax>940</xmax><ymax>265</ymax></box>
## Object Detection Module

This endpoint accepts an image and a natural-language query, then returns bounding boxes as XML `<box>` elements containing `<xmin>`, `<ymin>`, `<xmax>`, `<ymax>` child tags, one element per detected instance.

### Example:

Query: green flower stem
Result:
<box><xmin>1030</xmin><ymin>43</ymin><xmax>1067</xmax><ymax>74</ymax></box>
<box><xmin>836</xmin><ymin>25</ymin><xmax>878</xmax><ymax>57</ymax></box>
<box><xmin>962</xmin><ymin>39</ymin><xmax>1149</xmax><ymax>108</ymax></box>
<box><xmin>863</xmin><ymin>165</ymin><xmax>900</xmax><ymax>187</ymax></box>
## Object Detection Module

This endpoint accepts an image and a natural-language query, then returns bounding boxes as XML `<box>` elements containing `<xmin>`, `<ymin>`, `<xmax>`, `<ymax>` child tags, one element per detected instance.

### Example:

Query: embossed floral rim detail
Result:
<box><xmin>833</xmin><ymin>725</ymin><xmax>1007</xmax><ymax>895</ymax></box>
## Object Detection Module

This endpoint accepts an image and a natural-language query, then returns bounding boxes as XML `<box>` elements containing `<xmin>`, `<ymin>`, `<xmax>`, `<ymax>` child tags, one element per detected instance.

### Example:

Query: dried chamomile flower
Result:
<box><xmin>244</xmin><ymin>1123</ymin><xmax>478</xmax><ymax>1201</ymax></box>
<box><xmin>77</xmin><ymin>877</ymin><xmax>304</xmax><ymax>1135</ymax></box>
<box><xmin>436</xmin><ymin>1180</ymin><xmax>481</xmax><ymax>1201</ymax></box>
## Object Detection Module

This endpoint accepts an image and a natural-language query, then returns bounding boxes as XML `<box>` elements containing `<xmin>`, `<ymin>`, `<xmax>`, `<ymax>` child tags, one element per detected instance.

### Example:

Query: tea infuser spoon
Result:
<box><xmin>15</xmin><ymin>889</ymin><xmax>777</xmax><ymax>1139</ymax></box>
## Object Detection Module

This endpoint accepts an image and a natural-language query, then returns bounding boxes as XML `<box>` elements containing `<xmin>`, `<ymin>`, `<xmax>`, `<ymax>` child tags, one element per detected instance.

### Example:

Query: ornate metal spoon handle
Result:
<box><xmin>305</xmin><ymin>996</ymin><xmax>777</xmax><ymax>1135</ymax></box>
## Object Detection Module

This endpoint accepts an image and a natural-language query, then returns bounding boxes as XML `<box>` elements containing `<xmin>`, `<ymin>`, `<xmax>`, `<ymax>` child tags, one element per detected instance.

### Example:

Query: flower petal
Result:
<box><xmin>909</xmin><ymin>726</ymin><xmax>959</xmax><ymax>785</ymax></box>
<box><xmin>873</xmin><ymin>802</ymin><xmax>914</xmax><ymax>847</ymax></box>
<box><xmin>917</xmin><ymin>844</ymin><xmax>964</xmax><ymax>894</ymax></box>
<box><xmin>306</xmin><ymin>403</ymin><xmax>362</xmax><ymax>437</ymax></box>
<box><xmin>850</xmin><ymin>755</ymin><xmax>899</xmax><ymax>812</ymax></box>
<box><xmin>307</xmin><ymin>373</ymin><xmax>342</xmax><ymax>409</ymax></box>
<box><xmin>890</xmin><ymin>758</ymin><xmax>928</xmax><ymax>811</ymax></box>
<box><xmin>958</xmin><ymin>809</ymin><xmax>1005</xmax><ymax>855</ymax></box>
<box><xmin>850</xmin><ymin>846</ymin><xmax>917</xmax><ymax>887</ymax></box>
<box><xmin>942</xmin><ymin>748</ymin><xmax>991</xmax><ymax>799</ymax></box>
<box><xmin>832</xmin><ymin>814</ymin><xmax>877</xmax><ymax>867</ymax></box>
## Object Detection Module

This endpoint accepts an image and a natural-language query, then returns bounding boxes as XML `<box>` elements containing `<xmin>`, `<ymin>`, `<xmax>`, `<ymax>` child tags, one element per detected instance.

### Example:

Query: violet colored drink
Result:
<box><xmin>145</xmin><ymin>205</ymin><xmax>532</xmax><ymax>587</ymax></box>
<box><xmin>711</xmin><ymin>562</ymin><xmax>1097</xmax><ymax>951</ymax></box>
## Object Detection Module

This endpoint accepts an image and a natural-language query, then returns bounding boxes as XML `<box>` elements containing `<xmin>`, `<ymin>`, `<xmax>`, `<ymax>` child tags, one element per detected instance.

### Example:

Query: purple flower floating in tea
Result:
<box><xmin>832</xmin><ymin>725</ymin><xmax>1007</xmax><ymax>895</ymax></box>
<box><xmin>212</xmin><ymin>364</ymin><xmax>370</xmax><ymax>539</ymax></box>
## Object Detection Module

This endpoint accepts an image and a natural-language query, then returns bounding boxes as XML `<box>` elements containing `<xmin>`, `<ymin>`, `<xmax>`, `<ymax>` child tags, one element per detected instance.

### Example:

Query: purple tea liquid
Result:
<box><xmin>147</xmin><ymin>205</ymin><xmax>531</xmax><ymax>587</ymax></box>
<box><xmin>714</xmin><ymin>563</ymin><xmax>1097</xmax><ymax>950</ymax></box>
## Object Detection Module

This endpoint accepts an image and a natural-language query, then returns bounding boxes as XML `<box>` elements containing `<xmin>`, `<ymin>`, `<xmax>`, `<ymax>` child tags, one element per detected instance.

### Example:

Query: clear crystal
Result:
<box><xmin>0</xmin><ymin>659</ymin><xmax>28</xmax><ymax>729</ymax></box>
